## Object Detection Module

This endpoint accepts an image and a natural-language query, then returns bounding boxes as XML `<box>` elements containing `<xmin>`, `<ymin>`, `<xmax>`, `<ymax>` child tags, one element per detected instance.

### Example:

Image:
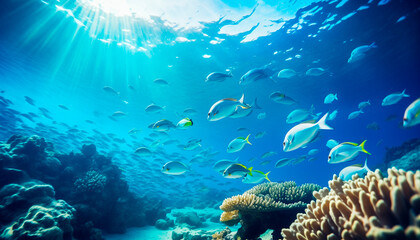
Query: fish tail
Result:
<box><xmin>369</xmin><ymin>42</ymin><xmax>377</xmax><ymax>48</ymax></box>
<box><xmin>245</xmin><ymin>134</ymin><xmax>252</xmax><ymax>145</ymax></box>
<box><xmin>248</xmin><ymin>167</ymin><xmax>253</xmax><ymax>176</ymax></box>
<box><xmin>265</xmin><ymin>171</ymin><xmax>271</xmax><ymax>182</ymax></box>
<box><xmin>364</xmin><ymin>158</ymin><xmax>371</xmax><ymax>172</ymax></box>
<box><xmin>402</xmin><ymin>89</ymin><xmax>410</xmax><ymax>98</ymax></box>
<box><xmin>227</xmin><ymin>71</ymin><xmax>233</xmax><ymax>77</ymax></box>
<box><xmin>360</xmin><ymin>140</ymin><xmax>371</xmax><ymax>155</ymax></box>
<box><xmin>317</xmin><ymin>113</ymin><xmax>333</xmax><ymax>130</ymax></box>
<box><xmin>335</xmin><ymin>94</ymin><xmax>338</xmax><ymax>100</ymax></box>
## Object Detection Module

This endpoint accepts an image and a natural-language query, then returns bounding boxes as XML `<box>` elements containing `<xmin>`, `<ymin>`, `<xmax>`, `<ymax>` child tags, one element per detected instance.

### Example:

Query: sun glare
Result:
<box><xmin>77</xmin><ymin>0</ymin><xmax>133</xmax><ymax>17</ymax></box>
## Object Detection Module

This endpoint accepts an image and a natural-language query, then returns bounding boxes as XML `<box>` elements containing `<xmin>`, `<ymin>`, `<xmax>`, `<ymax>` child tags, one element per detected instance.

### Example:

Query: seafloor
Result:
<box><xmin>0</xmin><ymin>132</ymin><xmax>419</xmax><ymax>240</ymax></box>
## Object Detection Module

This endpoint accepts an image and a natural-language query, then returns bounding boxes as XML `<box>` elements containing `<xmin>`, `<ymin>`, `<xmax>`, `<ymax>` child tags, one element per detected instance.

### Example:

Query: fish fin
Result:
<box><xmin>234</xmin><ymin>157</ymin><xmax>239</xmax><ymax>162</ymax></box>
<box><xmin>317</xmin><ymin>113</ymin><xmax>333</xmax><ymax>130</ymax></box>
<box><xmin>227</xmin><ymin>71</ymin><xmax>233</xmax><ymax>77</ymax></box>
<box><xmin>223</xmin><ymin>98</ymin><xmax>237</xmax><ymax>101</ymax></box>
<box><xmin>239</xmin><ymin>105</ymin><xmax>251</xmax><ymax>110</ymax></box>
<box><xmin>364</xmin><ymin>158</ymin><xmax>372</xmax><ymax>172</ymax></box>
<box><xmin>402</xmin><ymin>89</ymin><xmax>410</xmax><ymax>98</ymax></box>
<box><xmin>239</xmin><ymin>94</ymin><xmax>245</xmax><ymax>104</ymax></box>
<box><xmin>369</xmin><ymin>42</ymin><xmax>377</xmax><ymax>48</ymax></box>
<box><xmin>265</xmin><ymin>171</ymin><xmax>271</xmax><ymax>182</ymax></box>
<box><xmin>350</xmin><ymin>164</ymin><xmax>363</xmax><ymax>167</ymax></box>
<box><xmin>359</xmin><ymin>140</ymin><xmax>371</xmax><ymax>155</ymax></box>
<box><xmin>342</xmin><ymin>142</ymin><xmax>358</xmax><ymax>146</ymax></box>
<box><xmin>335</xmin><ymin>94</ymin><xmax>338</xmax><ymax>100</ymax></box>
<box><xmin>245</xmin><ymin>134</ymin><xmax>252</xmax><ymax>145</ymax></box>
<box><xmin>309</xmin><ymin>104</ymin><xmax>315</xmax><ymax>114</ymax></box>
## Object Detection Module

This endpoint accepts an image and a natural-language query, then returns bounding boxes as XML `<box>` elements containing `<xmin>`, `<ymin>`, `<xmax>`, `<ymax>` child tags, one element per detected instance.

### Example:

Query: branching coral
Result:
<box><xmin>281</xmin><ymin>167</ymin><xmax>420</xmax><ymax>240</ymax></box>
<box><xmin>220</xmin><ymin>181</ymin><xmax>321</xmax><ymax>239</ymax></box>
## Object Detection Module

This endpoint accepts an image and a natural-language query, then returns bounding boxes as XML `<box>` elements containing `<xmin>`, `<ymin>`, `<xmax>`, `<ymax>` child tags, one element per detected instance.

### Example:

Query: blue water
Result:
<box><xmin>0</xmin><ymin>0</ymin><xmax>419</xmax><ymax>209</ymax></box>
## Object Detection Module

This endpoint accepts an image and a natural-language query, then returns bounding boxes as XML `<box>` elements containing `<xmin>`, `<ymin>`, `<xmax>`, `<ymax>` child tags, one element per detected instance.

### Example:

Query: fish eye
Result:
<box><xmin>403</xmin><ymin>117</ymin><xmax>407</xmax><ymax>121</ymax></box>
<box><xmin>328</xmin><ymin>156</ymin><xmax>331</xmax><ymax>159</ymax></box>
<box><xmin>283</xmin><ymin>142</ymin><xmax>285</xmax><ymax>146</ymax></box>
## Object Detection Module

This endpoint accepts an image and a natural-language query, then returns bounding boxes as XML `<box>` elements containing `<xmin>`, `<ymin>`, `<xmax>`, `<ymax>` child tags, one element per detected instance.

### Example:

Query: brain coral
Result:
<box><xmin>281</xmin><ymin>167</ymin><xmax>420</xmax><ymax>240</ymax></box>
<box><xmin>220</xmin><ymin>181</ymin><xmax>321</xmax><ymax>239</ymax></box>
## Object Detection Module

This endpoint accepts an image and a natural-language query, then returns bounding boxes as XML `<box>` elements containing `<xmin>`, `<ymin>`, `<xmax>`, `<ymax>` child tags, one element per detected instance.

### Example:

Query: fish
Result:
<box><xmin>58</xmin><ymin>104</ymin><xmax>69</xmax><ymax>110</ymax></box>
<box><xmin>112</xmin><ymin>111</ymin><xmax>127</xmax><ymax>117</ymax></box>
<box><xmin>348</xmin><ymin>43</ymin><xmax>377</xmax><ymax>63</ymax></box>
<box><xmin>184</xmin><ymin>139</ymin><xmax>202</xmax><ymax>150</ymax></box>
<box><xmin>135</xmin><ymin>147</ymin><xmax>152</xmax><ymax>156</ymax></box>
<box><xmin>255</xmin><ymin>131</ymin><xmax>266</xmax><ymax>139</ymax></box>
<box><xmin>308</xmin><ymin>149</ymin><xmax>319</xmax><ymax>156</ymax></box>
<box><xmin>382</xmin><ymin>89</ymin><xmax>410</xmax><ymax>106</ymax></box>
<box><xmin>153</xmin><ymin>78</ymin><xmax>169</xmax><ymax>85</ymax></box>
<box><xmin>328</xmin><ymin>140</ymin><xmax>371</xmax><ymax>164</ymax></box>
<box><xmin>358</xmin><ymin>100</ymin><xmax>371</xmax><ymax>109</ymax></box>
<box><xmin>261</xmin><ymin>151</ymin><xmax>277</xmax><ymax>159</ymax></box>
<box><xmin>403</xmin><ymin>98</ymin><xmax>420</xmax><ymax>128</ymax></box>
<box><xmin>257</xmin><ymin>112</ymin><xmax>266</xmax><ymax>119</ymax></box>
<box><xmin>240</xmin><ymin>67</ymin><xmax>271</xmax><ymax>85</ymax></box>
<box><xmin>145</xmin><ymin>103</ymin><xmax>165</xmax><ymax>113</ymax></box>
<box><xmin>103</xmin><ymin>86</ymin><xmax>119</xmax><ymax>95</ymax></box>
<box><xmin>242</xmin><ymin>170</ymin><xmax>271</xmax><ymax>184</ymax></box>
<box><xmin>237</xmin><ymin>127</ymin><xmax>249</xmax><ymax>133</ymax></box>
<box><xmin>213</xmin><ymin>159</ymin><xmax>238</xmax><ymax>173</ymax></box>
<box><xmin>24</xmin><ymin>96</ymin><xmax>36</xmax><ymax>106</ymax></box>
<box><xmin>275</xmin><ymin>158</ymin><xmax>291</xmax><ymax>168</ymax></box>
<box><xmin>366</xmin><ymin>122</ymin><xmax>380</xmax><ymax>130</ymax></box>
<box><xmin>229</xmin><ymin>98</ymin><xmax>261</xmax><ymax>119</ymax></box>
<box><xmin>339</xmin><ymin>159</ymin><xmax>371</xmax><ymax>181</ymax></box>
<box><xmin>306</xmin><ymin>68</ymin><xmax>328</xmax><ymax>76</ymax></box>
<box><xmin>161</xmin><ymin>161</ymin><xmax>189</xmax><ymax>175</ymax></box>
<box><xmin>207</xmin><ymin>94</ymin><xmax>250</xmax><ymax>121</ymax></box>
<box><xmin>283</xmin><ymin>113</ymin><xmax>333</xmax><ymax>152</ymax></box>
<box><xmin>128</xmin><ymin>128</ymin><xmax>140</xmax><ymax>134</ymax></box>
<box><xmin>277</xmin><ymin>69</ymin><xmax>297</xmax><ymax>79</ymax></box>
<box><xmin>227</xmin><ymin>134</ymin><xmax>251</xmax><ymax>153</ymax></box>
<box><xmin>183</xmin><ymin>108</ymin><xmax>197</xmax><ymax>116</ymax></box>
<box><xmin>223</xmin><ymin>163</ymin><xmax>253</xmax><ymax>179</ymax></box>
<box><xmin>151</xmin><ymin>119</ymin><xmax>176</xmax><ymax>132</ymax></box>
<box><xmin>348</xmin><ymin>110</ymin><xmax>363</xmax><ymax>120</ymax></box>
<box><xmin>176</xmin><ymin>118</ymin><xmax>193</xmax><ymax>129</ymax></box>
<box><xmin>259</xmin><ymin>160</ymin><xmax>271</xmax><ymax>166</ymax></box>
<box><xmin>270</xmin><ymin>92</ymin><xmax>297</xmax><ymax>105</ymax></box>
<box><xmin>328</xmin><ymin>109</ymin><xmax>338</xmax><ymax>121</ymax></box>
<box><xmin>324</xmin><ymin>93</ymin><xmax>338</xmax><ymax>104</ymax></box>
<box><xmin>286</xmin><ymin>106</ymin><xmax>316</xmax><ymax>124</ymax></box>
<box><xmin>206</xmin><ymin>72</ymin><xmax>233</xmax><ymax>82</ymax></box>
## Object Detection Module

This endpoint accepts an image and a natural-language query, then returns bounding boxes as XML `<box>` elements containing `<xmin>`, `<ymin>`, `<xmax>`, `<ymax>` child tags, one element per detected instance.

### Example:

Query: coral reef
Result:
<box><xmin>0</xmin><ymin>135</ymin><xmax>164</xmax><ymax>239</ymax></box>
<box><xmin>281</xmin><ymin>168</ymin><xmax>420</xmax><ymax>240</ymax></box>
<box><xmin>384</xmin><ymin>138</ymin><xmax>420</xmax><ymax>172</ymax></box>
<box><xmin>0</xmin><ymin>181</ymin><xmax>75</xmax><ymax>240</ymax></box>
<box><xmin>220</xmin><ymin>181</ymin><xmax>321</xmax><ymax>240</ymax></box>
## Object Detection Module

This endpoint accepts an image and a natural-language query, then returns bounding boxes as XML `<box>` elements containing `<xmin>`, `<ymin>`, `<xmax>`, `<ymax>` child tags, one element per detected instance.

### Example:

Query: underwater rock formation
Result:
<box><xmin>280</xmin><ymin>167</ymin><xmax>420</xmax><ymax>240</ymax></box>
<box><xmin>0</xmin><ymin>135</ymin><xmax>163</xmax><ymax>238</ymax></box>
<box><xmin>384</xmin><ymin>138</ymin><xmax>420</xmax><ymax>172</ymax></box>
<box><xmin>220</xmin><ymin>181</ymin><xmax>321</xmax><ymax>240</ymax></box>
<box><xmin>0</xmin><ymin>181</ymin><xmax>75</xmax><ymax>240</ymax></box>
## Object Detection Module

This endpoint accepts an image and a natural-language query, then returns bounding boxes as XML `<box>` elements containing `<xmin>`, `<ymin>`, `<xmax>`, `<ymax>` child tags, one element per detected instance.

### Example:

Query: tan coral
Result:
<box><xmin>281</xmin><ymin>167</ymin><xmax>420</xmax><ymax>240</ymax></box>
<box><xmin>220</xmin><ymin>182</ymin><xmax>320</xmax><ymax>214</ymax></box>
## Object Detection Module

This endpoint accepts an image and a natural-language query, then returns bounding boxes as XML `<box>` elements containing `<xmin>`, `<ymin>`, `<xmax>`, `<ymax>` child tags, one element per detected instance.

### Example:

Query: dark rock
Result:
<box><xmin>81</xmin><ymin>144</ymin><xmax>97</xmax><ymax>158</ymax></box>
<box><xmin>155</xmin><ymin>218</ymin><xmax>174</xmax><ymax>230</ymax></box>
<box><xmin>175</xmin><ymin>211</ymin><xmax>203</xmax><ymax>228</ymax></box>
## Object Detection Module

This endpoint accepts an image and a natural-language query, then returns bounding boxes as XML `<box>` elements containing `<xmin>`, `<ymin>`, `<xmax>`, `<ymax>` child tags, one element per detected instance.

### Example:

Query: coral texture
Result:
<box><xmin>220</xmin><ymin>182</ymin><xmax>321</xmax><ymax>240</ymax></box>
<box><xmin>0</xmin><ymin>182</ymin><xmax>75</xmax><ymax>240</ymax></box>
<box><xmin>281</xmin><ymin>168</ymin><xmax>420</xmax><ymax>240</ymax></box>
